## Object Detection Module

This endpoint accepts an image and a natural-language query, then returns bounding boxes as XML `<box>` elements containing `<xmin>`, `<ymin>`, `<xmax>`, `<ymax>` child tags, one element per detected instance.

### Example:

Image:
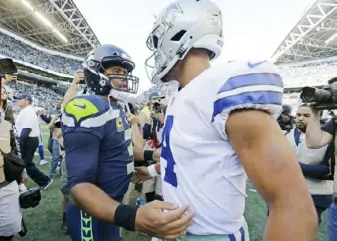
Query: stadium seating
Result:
<box><xmin>7</xmin><ymin>82</ymin><xmax>62</xmax><ymax>115</ymax></box>
<box><xmin>278</xmin><ymin>60</ymin><xmax>337</xmax><ymax>88</ymax></box>
<box><xmin>0</xmin><ymin>31</ymin><xmax>82</xmax><ymax>75</ymax></box>
<box><xmin>1</xmin><ymin>24</ymin><xmax>337</xmax><ymax>110</ymax></box>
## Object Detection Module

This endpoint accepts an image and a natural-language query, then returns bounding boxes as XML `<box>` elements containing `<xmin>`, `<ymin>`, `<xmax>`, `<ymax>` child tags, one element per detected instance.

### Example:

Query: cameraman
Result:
<box><xmin>287</xmin><ymin>104</ymin><xmax>333</xmax><ymax>224</ymax></box>
<box><xmin>306</xmin><ymin>78</ymin><xmax>337</xmax><ymax>241</ymax></box>
<box><xmin>141</xmin><ymin>93</ymin><xmax>165</xmax><ymax>202</ymax></box>
<box><xmin>0</xmin><ymin>59</ymin><xmax>24</xmax><ymax>241</ymax></box>
<box><xmin>0</xmin><ymin>78</ymin><xmax>22</xmax><ymax>241</ymax></box>
<box><xmin>138</xmin><ymin>92</ymin><xmax>163</xmax><ymax>127</ymax></box>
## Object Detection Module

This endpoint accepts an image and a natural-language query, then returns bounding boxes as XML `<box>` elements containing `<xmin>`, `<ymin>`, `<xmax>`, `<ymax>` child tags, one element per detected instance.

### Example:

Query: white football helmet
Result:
<box><xmin>145</xmin><ymin>0</ymin><xmax>223</xmax><ymax>84</ymax></box>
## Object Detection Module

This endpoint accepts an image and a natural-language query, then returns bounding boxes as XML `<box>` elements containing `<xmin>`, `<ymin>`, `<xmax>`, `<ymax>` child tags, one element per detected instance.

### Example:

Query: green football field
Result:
<box><xmin>14</xmin><ymin>127</ymin><xmax>329</xmax><ymax>241</ymax></box>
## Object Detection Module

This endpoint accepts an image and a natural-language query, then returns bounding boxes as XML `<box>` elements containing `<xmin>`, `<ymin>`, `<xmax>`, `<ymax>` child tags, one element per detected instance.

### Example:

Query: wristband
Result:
<box><xmin>114</xmin><ymin>204</ymin><xmax>138</xmax><ymax>231</ymax></box>
<box><xmin>144</xmin><ymin>150</ymin><xmax>154</xmax><ymax>161</ymax></box>
<box><xmin>148</xmin><ymin>164</ymin><xmax>159</xmax><ymax>177</ymax></box>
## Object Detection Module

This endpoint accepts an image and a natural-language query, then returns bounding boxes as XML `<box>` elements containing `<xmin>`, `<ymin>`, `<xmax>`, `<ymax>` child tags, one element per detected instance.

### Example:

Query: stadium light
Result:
<box><xmin>325</xmin><ymin>33</ymin><xmax>337</xmax><ymax>45</ymax></box>
<box><xmin>19</xmin><ymin>0</ymin><xmax>68</xmax><ymax>43</ymax></box>
<box><xmin>21</xmin><ymin>0</ymin><xmax>33</xmax><ymax>11</ymax></box>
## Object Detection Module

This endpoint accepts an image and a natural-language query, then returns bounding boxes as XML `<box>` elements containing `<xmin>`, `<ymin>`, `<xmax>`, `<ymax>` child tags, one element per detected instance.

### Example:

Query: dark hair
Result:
<box><xmin>298</xmin><ymin>103</ymin><xmax>309</xmax><ymax>108</ymax></box>
<box><xmin>328</xmin><ymin>77</ymin><xmax>337</xmax><ymax>84</ymax></box>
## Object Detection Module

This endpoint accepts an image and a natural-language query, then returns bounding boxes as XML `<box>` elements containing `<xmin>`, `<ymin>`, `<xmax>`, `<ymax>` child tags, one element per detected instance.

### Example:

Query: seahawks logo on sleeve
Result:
<box><xmin>64</xmin><ymin>98</ymin><xmax>99</xmax><ymax>122</ymax></box>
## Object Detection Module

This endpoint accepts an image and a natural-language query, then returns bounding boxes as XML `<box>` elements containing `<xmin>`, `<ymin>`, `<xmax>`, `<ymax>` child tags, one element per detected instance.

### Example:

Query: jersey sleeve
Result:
<box><xmin>61</xmin><ymin>95</ymin><xmax>109</xmax><ymax>138</ymax></box>
<box><xmin>212</xmin><ymin>64</ymin><xmax>283</xmax><ymax>140</ymax></box>
<box><xmin>61</xmin><ymin>95</ymin><xmax>110</xmax><ymax>188</ymax></box>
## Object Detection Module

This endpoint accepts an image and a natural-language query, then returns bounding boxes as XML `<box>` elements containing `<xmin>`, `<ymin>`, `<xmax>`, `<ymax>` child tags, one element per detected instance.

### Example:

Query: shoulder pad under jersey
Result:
<box><xmin>62</xmin><ymin>95</ymin><xmax>111</xmax><ymax>128</ymax></box>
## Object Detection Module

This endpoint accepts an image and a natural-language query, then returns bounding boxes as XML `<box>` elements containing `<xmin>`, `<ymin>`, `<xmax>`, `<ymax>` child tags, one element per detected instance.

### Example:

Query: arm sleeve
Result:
<box><xmin>41</xmin><ymin>114</ymin><xmax>52</xmax><ymax>124</ymax></box>
<box><xmin>299</xmin><ymin>162</ymin><xmax>330</xmax><ymax>180</ymax></box>
<box><xmin>19</xmin><ymin>128</ymin><xmax>31</xmax><ymax>143</ymax></box>
<box><xmin>321</xmin><ymin>119</ymin><xmax>335</xmax><ymax>136</ymax></box>
<box><xmin>212</xmin><ymin>71</ymin><xmax>283</xmax><ymax>140</ymax></box>
<box><xmin>64</xmin><ymin>131</ymin><xmax>101</xmax><ymax>190</ymax></box>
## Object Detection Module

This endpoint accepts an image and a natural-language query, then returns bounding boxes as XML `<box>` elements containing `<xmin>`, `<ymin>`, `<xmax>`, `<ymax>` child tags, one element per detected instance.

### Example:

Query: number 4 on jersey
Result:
<box><xmin>161</xmin><ymin>115</ymin><xmax>178</xmax><ymax>187</ymax></box>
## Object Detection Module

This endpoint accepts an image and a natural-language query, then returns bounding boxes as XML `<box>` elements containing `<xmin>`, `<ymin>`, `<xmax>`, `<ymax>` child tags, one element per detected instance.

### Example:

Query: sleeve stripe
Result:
<box><xmin>212</xmin><ymin>91</ymin><xmax>282</xmax><ymax>120</ymax></box>
<box><xmin>218</xmin><ymin>73</ymin><xmax>283</xmax><ymax>94</ymax></box>
<box><xmin>217</xmin><ymin>84</ymin><xmax>283</xmax><ymax>100</ymax></box>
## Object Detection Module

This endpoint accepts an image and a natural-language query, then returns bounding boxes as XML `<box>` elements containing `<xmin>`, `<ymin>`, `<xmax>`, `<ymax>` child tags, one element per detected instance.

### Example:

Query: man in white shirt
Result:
<box><xmin>14</xmin><ymin>94</ymin><xmax>52</xmax><ymax>190</ymax></box>
<box><xmin>286</xmin><ymin>104</ymin><xmax>333</xmax><ymax>224</ymax></box>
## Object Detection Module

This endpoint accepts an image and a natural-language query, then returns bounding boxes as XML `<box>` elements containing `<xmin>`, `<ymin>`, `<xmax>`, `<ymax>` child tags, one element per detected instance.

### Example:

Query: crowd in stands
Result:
<box><xmin>7</xmin><ymin>82</ymin><xmax>62</xmax><ymax>114</ymax></box>
<box><xmin>278</xmin><ymin>60</ymin><xmax>337</xmax><ymax>88</ymax></box>
<box><xmin>0</xmin><ymin>31</ymin><xmax>82</xmax><ymax>75</ymax></box>
<box><xmin>2</xmin><ymin>28</ymin><xmax>337</xmax><ymax>112</ymax></box>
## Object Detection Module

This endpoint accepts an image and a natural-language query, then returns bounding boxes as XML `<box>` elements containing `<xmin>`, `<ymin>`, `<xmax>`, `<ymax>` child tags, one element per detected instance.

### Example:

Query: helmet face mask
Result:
<box><xmin>145</xmin><ymin>0</ymin><xmax>224</xmax><ymax>85</ymax></box>
<box><xmin>108</xmin><ymin>72</ymin><xmax>139</xmax><ymax>95</ymax></box>
<box><xmin>83</xmin><ymin>44</ymin><xmax>139</xmax><ymax>97</ymax></box>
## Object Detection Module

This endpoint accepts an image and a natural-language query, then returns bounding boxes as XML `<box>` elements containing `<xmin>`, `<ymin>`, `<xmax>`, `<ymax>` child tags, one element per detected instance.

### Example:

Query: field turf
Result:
<box><xmin>14</xmin><ymin>127</ymin><xmax>329</xmax><ymax>241</ymax></box>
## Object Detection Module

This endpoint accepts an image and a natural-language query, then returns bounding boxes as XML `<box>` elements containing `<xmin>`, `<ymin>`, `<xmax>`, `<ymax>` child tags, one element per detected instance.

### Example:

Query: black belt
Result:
<box><xmin>154</xmin><ymin>194</ymin><xmax>163</xmax><ymax>201</ymax></box>
<box><xmin>334</xmin><ymin>196</ymin><xmax>337</xmax><ymax>204</ymax></box>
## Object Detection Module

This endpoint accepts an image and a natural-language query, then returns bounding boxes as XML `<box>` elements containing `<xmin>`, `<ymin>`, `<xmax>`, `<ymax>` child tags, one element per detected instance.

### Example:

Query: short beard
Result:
<box><xmin>297</xmin><ymin>125</ymin><xmax>306</xmax><ymax>133</ymax></box>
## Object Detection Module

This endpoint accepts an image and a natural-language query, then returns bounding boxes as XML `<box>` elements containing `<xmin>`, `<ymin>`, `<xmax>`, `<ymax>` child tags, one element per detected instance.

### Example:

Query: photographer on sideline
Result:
<box><xmin>141</xmin><ymin>93</ymin><xmax>165</xmax><ymax>203</ymax></box>
<box><xmin>0</xmin><ymin>58</ymin><xmax>30</xmax><ymax>241</ymax></box>
<box><xmin>0</xmin><ymin>74</ymin><xmax>21</xmax><ymax>241</ymax></box>
<box><xmin>287</xmin><ymin>104</ymin><xmax>333</xmax><ymax>224</ymax></box>
<box><xmin>305</xmin><ymin>77</ymin><xmax>337</xmax><ymax>241</ymax></box>
<box><xmin>138</xmin><ymin>92</ymin><xmax>163</xmax><ymax>127</ymax></box>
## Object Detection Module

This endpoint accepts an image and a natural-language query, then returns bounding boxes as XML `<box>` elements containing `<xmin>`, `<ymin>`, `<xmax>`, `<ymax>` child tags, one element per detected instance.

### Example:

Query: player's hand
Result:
<box><xmin>132</xmin><ymin>167</ymin><xmax>152</xmax><ymax>184</ymax></box>
<box><xmin>127</xmin><ymin>114</ymin><xmax>139</xmax><ymax>125</ymax></box>
<box><xmin>73</xmin><ymin>70</ymin><xmax>84</xmax><ymax>84</ymax></box>
<box><xmin>135</xmin><ymin>201</ymin><xmax>193</xmax><ymax>239</ymax></box>
<box><xmin>5</xmin><ymin>74</ymin><xmax>17</xmax><ymax>83</ymax></box>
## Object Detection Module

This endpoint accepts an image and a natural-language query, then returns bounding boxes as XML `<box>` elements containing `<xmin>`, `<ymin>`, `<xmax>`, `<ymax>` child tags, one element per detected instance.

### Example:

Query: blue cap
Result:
<box><xmin>14</xmin><ymin>94</ymin><xmax>33</xmax><ymax>103</ymax></box>
<box><xmin>148</xmin><ymin>92</ymin><xmax>163</xmax><ymax>100</ymax></box>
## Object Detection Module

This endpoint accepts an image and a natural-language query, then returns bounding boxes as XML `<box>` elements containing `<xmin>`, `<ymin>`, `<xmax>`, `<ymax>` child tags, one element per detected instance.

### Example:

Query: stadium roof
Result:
<box><xmin>272</xmin><ymin>0</ymin><xmax>337</xmax><ymax>64</ymax></box>
<box><xmin>0</xmin><ymin>0</ymin><xmax>100</xmax><ymax>57</ymax></box>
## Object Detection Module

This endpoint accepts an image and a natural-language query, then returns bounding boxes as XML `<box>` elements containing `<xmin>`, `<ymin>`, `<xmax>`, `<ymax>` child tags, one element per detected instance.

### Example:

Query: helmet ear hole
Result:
<box><xmin>153</xmin><ymin>36</ymin><xmax>159</xmax><ymax>48</ymax></box>
<box><xmin>171</xmin><ymin>30</ymin><xmax>187</xmax><ymax>41</ymax></box>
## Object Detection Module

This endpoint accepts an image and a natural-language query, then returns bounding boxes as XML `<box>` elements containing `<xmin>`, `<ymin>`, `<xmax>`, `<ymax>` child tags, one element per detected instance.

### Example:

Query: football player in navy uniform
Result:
<box><xmin>61</xmin><ymin>44</ymin><xmax>193</xmax><ymax>241</ymax></box>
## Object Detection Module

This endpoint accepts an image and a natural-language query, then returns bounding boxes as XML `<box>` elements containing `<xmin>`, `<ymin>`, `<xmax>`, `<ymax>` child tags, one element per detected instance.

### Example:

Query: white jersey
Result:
<box><xmin>160</xmin><ymin>61</ymin><xmax>283</xmax><ymax>235</ymax></box>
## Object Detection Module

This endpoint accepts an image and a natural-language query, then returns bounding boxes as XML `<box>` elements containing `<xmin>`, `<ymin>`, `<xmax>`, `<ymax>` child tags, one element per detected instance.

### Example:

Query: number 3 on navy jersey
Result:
<box><xmin>161</xmin><ymin>115</ymin><xmax>177</xmax><ymax>187</ymax></box>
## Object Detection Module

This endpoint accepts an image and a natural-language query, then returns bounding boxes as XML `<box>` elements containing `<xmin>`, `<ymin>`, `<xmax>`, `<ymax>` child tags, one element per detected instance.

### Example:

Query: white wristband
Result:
<box><xmin>148</xmin><ymin>164</ymin><xmax>159</xmax><ymax>177</ymax></box>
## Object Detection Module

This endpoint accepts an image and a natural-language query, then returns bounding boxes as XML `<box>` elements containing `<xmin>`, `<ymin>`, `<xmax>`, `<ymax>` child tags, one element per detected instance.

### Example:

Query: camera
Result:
<box><xmin>127</xmin><ymin>103</ymin><xmax>137</xmax><ymax>115</ymax></box>
<box><xmin>0</xmin><ymin>58</ymin><xmax>17</xmax><ymax>75</ymax></box>
<box><xmin>300</xmin><ymin>85</ymin><xmax>337</xmax><ymax>110</ymax></box>
<box><xmin>152</xmin><ymin>102</ymin><xmax>163</xmax><ymax>113</ymax></box>
<box><xmin>19</xmin><ymin>188</ymin><xmax>41</xmax><ymax>209</ymax></box>
<box><xmin>277</xmin><ymin>104</ymin><xmax>294</xmax><ymax>133</ymax></box>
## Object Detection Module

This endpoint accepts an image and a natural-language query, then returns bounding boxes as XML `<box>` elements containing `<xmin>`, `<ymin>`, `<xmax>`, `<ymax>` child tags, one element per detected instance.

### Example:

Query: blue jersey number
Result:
<box><xmin>161</xmin><ymin>115</ymin><xmax>177</xmax><ymax>187</ymax></box>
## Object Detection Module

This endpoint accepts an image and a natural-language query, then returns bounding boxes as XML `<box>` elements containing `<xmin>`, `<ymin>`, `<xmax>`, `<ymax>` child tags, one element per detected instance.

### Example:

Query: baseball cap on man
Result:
<box><xmin>14</xmin><ymin>94</ymin><xmax>33</xmax><ymax>103</ymax></box>
<box><xmin>148</xmin><ymin>92</ymin><xmax>163</xmax><ymax>100</ymax></box>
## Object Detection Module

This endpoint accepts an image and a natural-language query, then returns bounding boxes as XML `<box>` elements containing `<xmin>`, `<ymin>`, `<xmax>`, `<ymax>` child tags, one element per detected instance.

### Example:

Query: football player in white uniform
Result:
<box><xmin>140</xmin><ymin>0</ymin><xmax>318</xmax><ymax>240</ymax></box>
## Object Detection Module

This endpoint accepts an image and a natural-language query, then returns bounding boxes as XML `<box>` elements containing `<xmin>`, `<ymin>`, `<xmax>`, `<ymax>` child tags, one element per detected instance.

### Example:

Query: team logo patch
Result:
<box><xmin>64</xmin><ymin>98</ymin><xmax>99</xmax><ymax>122</ymax></box>
<box><xmin>116</xmin><ymin>117</ymin><xmax>124</xmax><ymax>132</ymax></box>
